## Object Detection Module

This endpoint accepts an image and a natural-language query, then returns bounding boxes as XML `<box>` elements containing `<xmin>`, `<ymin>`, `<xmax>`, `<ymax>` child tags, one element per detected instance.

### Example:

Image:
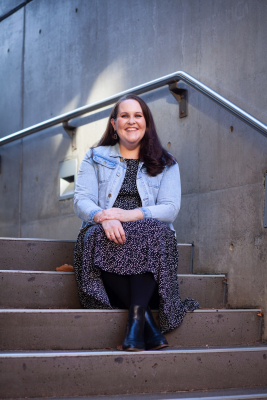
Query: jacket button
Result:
<box><xmin>120</xmin><ymin>157</ymin><xmax>123</xmax><ymax>162</ymax></box>
<box><xmin>117</xmin><ymin>173</ymin><xmax>120</xmax><ymax>177</ymax></box>
<box><xmin>108</xmin><ymin>193</ymin><xmax>112</xmax><ymax>198</ymax></box>
<box><xmin>103</xmin><ymin>161</ymin><xmax>106</xmax><ymax>164</ymax></box>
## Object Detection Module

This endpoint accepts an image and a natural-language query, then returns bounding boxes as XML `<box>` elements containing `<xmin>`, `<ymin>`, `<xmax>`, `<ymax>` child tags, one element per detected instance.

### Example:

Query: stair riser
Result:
<box><xmin>0</xmin><ymin>272</ymin><xmax>81</xmax><ymax>308</ymax></box>
<box><xmin>0</xmin><ymin>239</ymin><xmax>192</xmax><ymax>274</ymax></box>
<box><xmin>1</xmin><ymin>350</ymin><xmax>266</xmax><ymax>398</ymax></box>
<box><xmin>0</xmin><ymin>239</ymin><xmax>75</xmax><ymax>271</ymax></box>
<box><xmin>0</xmin><ymin>272</ymin><xmax>225</xmax><ymax>309</ymax></box>
<box><xmin>0</xmin><ymin>311</ymin><xmax>261</xmax><ymax>350</ymax></box>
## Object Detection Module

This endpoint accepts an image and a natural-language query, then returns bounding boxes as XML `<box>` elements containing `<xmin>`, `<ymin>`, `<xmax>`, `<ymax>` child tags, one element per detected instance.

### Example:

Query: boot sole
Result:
<box><xmin>146</xmin><ymin>343</ymin><xmax>169</xmax><ymax>351</ymax></box>
<box><xmin>123</xmin><ymin>347</ymin><xmax>146</xmax><ymax>352</ymax></box>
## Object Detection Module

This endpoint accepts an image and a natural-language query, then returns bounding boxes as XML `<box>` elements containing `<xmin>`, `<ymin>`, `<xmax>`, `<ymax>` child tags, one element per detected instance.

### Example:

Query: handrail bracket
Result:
<box><xmin>168</xmin><ymin>82</ymin><xmax>188</xmax><ymax>118</ymax></box>
<box><xmin>63</xmin><ymin>121</ymin><xmax>76</xmax><ymax>150</ymax></box>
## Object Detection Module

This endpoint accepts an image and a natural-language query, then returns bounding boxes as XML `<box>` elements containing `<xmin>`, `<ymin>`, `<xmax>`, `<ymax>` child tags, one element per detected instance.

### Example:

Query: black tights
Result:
<box><xmin>101</xmin><ymin>271</ymin><xmax>157</xmax><ymax>309</ymax></box>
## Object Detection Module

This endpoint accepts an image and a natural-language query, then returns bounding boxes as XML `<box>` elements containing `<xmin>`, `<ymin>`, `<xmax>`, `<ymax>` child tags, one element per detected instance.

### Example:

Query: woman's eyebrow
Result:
<box><xmin>119</xmin><ymin>111</ymin><xmax>143</xmax><ymax>115</ymax></box>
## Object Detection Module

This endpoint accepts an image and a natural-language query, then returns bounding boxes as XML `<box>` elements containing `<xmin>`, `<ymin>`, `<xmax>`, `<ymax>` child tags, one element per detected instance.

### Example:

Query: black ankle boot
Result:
<box><xmin>144</xmin><ymin>307</ymin><xmax>168</xmax><ymax>350</ymax></box>
<box><xmin>122</xmin><ymin>305</ymin><xmax>146</xmax><ymax>351</ymax></box>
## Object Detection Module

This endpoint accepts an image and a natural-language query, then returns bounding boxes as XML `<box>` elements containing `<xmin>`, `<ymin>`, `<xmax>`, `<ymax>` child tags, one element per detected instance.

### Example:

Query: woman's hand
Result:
<box><xmin>101</xmin><ymin>219</ymin><xmax>126</xmax><ymax>245</ymax></box>
<box><xmin>95</xmin><ymin>208</ymin><xmax>143</xmax><ymax>223</ymax></box>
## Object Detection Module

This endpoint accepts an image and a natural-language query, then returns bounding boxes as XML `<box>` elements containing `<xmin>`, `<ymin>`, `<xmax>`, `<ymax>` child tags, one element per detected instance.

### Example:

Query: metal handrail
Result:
<box><xmin>1</xmin><ymin>71</ymin><xmax>266</xmax><ymax>147</ymax></box>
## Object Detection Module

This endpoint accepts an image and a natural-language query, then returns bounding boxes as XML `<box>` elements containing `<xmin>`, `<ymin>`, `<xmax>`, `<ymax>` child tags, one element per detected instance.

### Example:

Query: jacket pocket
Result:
<box><xmin>93</xmin><ymin>155</ymin><xmax>116</xmax><ymax>183</ymax></box>
<box><xmin>147</xmin><ymin>176</ymin><xmax>160</xmax><ymax>188</ymax></box>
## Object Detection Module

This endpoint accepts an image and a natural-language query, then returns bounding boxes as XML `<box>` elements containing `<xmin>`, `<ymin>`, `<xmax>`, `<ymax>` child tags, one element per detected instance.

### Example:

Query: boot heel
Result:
<box><xmin>144</xmin><ymin>307</ymin><xmax>168</xmax><ymax>351</ymax></box>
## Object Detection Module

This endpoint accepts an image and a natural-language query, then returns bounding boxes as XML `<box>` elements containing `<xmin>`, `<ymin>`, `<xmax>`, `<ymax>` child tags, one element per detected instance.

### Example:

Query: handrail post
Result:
<box><xmin>168</xmin><ymin>82</ymin><xmax>188</xmax><ymax>118</ymax></box>
<box><xmin>62</xmin><ymin>122</ymin><xmax>76</xmax><ymax>150</ymax></box>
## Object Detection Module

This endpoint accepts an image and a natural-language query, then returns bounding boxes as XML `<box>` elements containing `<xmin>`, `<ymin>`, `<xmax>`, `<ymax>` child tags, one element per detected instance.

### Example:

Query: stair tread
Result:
<box><xmin>0</xmin><ymin>307</ymin><xmax>261</xmax><ymax>312</ymax></box>
<box><xmin>5</xmin><ymin>387</ymin><xmax>267</xmax><ymax>400</ymax></box>
<box><xmin>1</xmin><ymin>346</ymin><xmax>267</xmax><ymax>357</ymax></box>
<box><xmin>0</xmin><ymin>269</ymin><xmax>226</xmax><ymax>276</ymax></box>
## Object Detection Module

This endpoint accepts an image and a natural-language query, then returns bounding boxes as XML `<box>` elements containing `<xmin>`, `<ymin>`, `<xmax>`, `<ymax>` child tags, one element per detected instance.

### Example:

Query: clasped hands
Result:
<box><xmin>93</xmin><ymin>208</ymin><xmax>143</xmax><ymax>245</ymax></box>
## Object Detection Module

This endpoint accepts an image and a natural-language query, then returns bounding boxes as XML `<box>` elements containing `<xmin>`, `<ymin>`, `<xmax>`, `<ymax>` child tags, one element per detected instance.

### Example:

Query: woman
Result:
<box><xmin>73</xmin><ymin>94</ymin><xmax>198</xmax><ymax>351</ymax></box>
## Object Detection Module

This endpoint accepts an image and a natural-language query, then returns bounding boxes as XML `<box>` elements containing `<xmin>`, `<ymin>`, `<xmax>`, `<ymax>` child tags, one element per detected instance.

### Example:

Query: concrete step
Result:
<box><xmin>0</xmin><ymin>238</ymin><xmax>76</xmax><ymax>272</ymax></box>
<box><xmin>0</xmin><ymin>309</ymin><xmax>262</xmax><ymax>351</ymax></box>
<box><xmin>7</xmin><ymin>388</ymin><xmax>267</xmax><ymax>400</ymax></box>
<box><xmin>5</xmin><ymin>389</ymin><xmax>267</xmax><ymax>400</ymax></box>
<box><xmin>0</xmin><ymin>271</ymin><xmax>226</xmax><ymax>309</ymax></box>
<box><xmin>0</xmin><ymin>347</ymin><xmax>266</xmax><ymax>398</ymax></box>
<box><xmin>0</xmin><ymin>238</ymin><xmax>192</xmax><ymax>274</ymax></box>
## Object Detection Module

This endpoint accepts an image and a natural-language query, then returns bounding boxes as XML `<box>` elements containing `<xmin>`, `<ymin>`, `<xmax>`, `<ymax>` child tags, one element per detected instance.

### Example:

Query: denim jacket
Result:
<box><xmin>74</xmin><ymin>143</ymin><xmax>181</xmax><ymax>232</ymax></box>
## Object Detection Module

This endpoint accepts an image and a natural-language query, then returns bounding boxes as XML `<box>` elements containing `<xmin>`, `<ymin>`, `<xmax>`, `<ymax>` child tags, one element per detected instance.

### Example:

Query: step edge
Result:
<box><xmin>1</xmin><ymin>390</ymin><xmax>266</xmax><ymax>400</ymax></box>
<box><xmin>0</xmin><ymin>270</ymin><xmax>226</xmax><ymax>278</ymax></box>
<box><xmin>160</xmin><ymin>395</ymin><xmax>267</xmax><ymax>400</ymax></box>
<box><xmin>0</xmin><ymin>237</ymin><xmax>77</xmax><ymax>242</ymax></box>
<box><xmin>1</xmin><ymin>346</ymin><xmax>267</xmax><ymax>358</ymax></box>
<box><xmin>0</xmin><ymin>237</ymin><xmax>193</xmax><ymax>246</ymax></box>
<box><xmin>0</xmin><ymin>308</ymin><xmax>262</xmax><ymax>313</ymax></box>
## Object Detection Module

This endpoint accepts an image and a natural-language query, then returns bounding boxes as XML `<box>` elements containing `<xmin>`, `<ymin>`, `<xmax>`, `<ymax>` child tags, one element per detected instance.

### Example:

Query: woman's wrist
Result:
<box><xmin>93</xmin><ymin>211</ymin><xmax>103</xmax><ymax>223</ymax></box>
<box><xmin>132</xmin><ymin>208</ymin><xmax>143</xmax><ymax>221</ymax></box>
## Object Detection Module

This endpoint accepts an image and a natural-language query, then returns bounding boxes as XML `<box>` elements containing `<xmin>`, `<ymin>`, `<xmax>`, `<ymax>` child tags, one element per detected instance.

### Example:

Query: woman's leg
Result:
<box><xmin>101</xmin><ymin>271</ymin><xmax>157</xmax><ymax>308</ymax></box>
<box><xmin>130</xmin><ymin>273</ymin><xmax>168</xmax><ymax>351</ymax></box>
<box><xmin>101</xmin><ymin>270</ymin><xmax>167</xmax><ymax>350</ymax></box>
<box><xmin>130</xmin><ymin>273</ymin><xmax>157</xmax><ymax>308</ymax></box>
<box><xmin>101</xmin><ymin>270</ymin><xmax>131</xmax><ymax>308</ymax></box>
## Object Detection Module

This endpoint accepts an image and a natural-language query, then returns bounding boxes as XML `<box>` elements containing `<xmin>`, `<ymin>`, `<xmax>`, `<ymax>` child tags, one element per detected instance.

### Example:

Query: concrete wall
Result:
<box><xmin>0</xmin><ymin>0</ymin><xmax>267</xmax><ymax>338</ymax></box>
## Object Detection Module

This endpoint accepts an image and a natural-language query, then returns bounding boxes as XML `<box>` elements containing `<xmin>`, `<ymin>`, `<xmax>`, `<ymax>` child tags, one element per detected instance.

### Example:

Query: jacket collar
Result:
<box><xmin>109</xmin><ymin>143</ymin><xmax>122</xmax><ymax>158</ymax></box>
<box><xmin>109</xmin><ymin>143</ymin><xmax>145</xmax><ymax>170</ymax></box>
<box><xmin>95</xmin><ymin>143</ymin><xmax>145</xmax><ymax>170</ymax></box>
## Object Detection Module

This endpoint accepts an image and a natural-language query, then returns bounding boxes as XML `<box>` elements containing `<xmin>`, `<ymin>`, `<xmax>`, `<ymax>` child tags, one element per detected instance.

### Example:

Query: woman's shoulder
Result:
<box><xmin>163</xmin><ymin>151</ymin><xmax>178</xmax><ymax>167</ymax></box>
<box><xmin>84</xmin><ymin>145</ymin><xmax>113</xmax><ymax>159</ymax></box>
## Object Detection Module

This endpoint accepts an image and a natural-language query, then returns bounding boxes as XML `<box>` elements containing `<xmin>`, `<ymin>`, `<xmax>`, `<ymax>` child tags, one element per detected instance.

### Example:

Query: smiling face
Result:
<box><xmin>111</xmin><ymin>99</ymin><xmax>146</xmax><ymax>154</ymax></box>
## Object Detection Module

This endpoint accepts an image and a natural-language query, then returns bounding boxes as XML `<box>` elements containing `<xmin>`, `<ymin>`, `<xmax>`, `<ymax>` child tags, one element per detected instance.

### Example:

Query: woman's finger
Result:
<box><xmin>99</xmin><ymin>214</ymin><xmax>112</xmax><ymax>222</ymax></box>
<box><xmin>106</xmin><ymin>231</ymin><xmax>114</xmax><ymax>241</ymax></box>
<box><xmin>114</xmin><ymin>228</ymin><xmax>124</xmax><ymax>245</ymax></box>
<box><xmin>99</xmin><ymin>213</ymin><xmax>116</xmax><ymax>222</ymax></box>
<box><xmin>118</xmin><ymin>226</ymin><xmax>126</xmax><ymax>243</ymax></box>
<box><xmin>110</xmin><ymin>232</ymin><xmax>119</xmax><ymax>244</ymax></box>
<box><xmin>105</xmin><ymin>231</ymin><xmax>111</xmax><ymax>240</ymax></box>
<box><xmin>106</xmin><ymin>231</ymin><xmax>119</xmax><ymax>244</ymax></box>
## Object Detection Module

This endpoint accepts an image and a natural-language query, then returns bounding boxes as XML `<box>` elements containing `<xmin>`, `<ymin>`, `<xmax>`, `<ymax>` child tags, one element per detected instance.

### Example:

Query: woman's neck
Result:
<box><xmin>119</xmin><ymin>143</ymin><xmax>140</xmax><ymax>159</ymax></box>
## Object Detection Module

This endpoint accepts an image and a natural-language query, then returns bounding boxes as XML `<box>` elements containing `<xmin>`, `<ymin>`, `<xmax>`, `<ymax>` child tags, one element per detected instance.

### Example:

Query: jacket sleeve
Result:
<box><xmin>74</xmin><ymin>149</ymin><xmax>103</xmax><ymax>224</ymax></box>
<box><xmin>139</xmin><ymin>162</ymin><xmax>181</xmax><ymax>223</ymax></box>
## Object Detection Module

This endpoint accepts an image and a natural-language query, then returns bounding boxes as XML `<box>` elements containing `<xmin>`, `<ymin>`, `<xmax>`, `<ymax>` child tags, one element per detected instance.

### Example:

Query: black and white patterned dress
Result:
<box><xmin>74</xmin><ymin>159</ymin><xmax>199</xmax><ymax>333</ymax></box>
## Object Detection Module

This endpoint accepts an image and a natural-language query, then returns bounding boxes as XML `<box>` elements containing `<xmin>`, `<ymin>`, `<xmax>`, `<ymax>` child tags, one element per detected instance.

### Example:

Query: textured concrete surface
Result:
<box><xmin>0</xmin><ymin>238</ymin><xmax>192</xmax><ymax>273</ymax></box>
<box><xmin>0</xmin><ymin>309</ymin><xmax>261</xmax><ymax>351</ymax></box>
<box><xmin>0</xmin><ymin>271</ymin><xmax>81</xmax><ymax>309</ymax></box>
<box><xmin>0</xmin><ymin>0</ymin><xmax>267</xmax><ymax>337</ymax></box>
<box><xmin>1</xmin><ymin>348</ymin><xmax>267</xmax><ymax>398</ymax></box>
<box><xmin>0</xmin><ymin>271</ymin><xmax>225</xmax><ymax>309</ymax></box>
<box><xmin>0</xmin><ymin>238</ymin><xmax>76</xmax><ymax>271</ymax></box>
<box><xmin>0</xmin><ymin>0</ymin><xmax>23</xmax><ymax>17</ymax></box>
<box><xmin>0</xmin><ymin>7</ymin><xmax>23</xmax><ymax>137</ymax></box>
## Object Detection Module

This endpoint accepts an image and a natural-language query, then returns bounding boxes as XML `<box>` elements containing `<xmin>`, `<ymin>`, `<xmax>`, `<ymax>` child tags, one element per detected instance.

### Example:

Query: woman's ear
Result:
<box><xmin>111</xmin><ymin>118</ymin><xmax>116</xmax><ymax>130</ymax></box>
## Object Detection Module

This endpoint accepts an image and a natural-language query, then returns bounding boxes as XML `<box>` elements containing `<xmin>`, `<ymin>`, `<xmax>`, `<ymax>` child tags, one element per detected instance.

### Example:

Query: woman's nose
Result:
<box><xmin>128</xmin><ymin>115</ymin><xmax>135</xmax><ymax>124</ymax></box>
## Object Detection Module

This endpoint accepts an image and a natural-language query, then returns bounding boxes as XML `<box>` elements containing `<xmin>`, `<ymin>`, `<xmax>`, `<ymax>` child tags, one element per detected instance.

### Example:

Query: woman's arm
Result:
<box><xmin>74</xmin><ymin>150</ymin><xmax>103</xmax><ymax>224</ymax></box>
<box><xmin>139</xmin><ymin>162</ymin><xmax>181</xmax><ymax>223</ymax></box>
<box><xmin>93</xmin><ymin>212</ymin><xmax>127</xmax><ymax>244</ymax></box>
<box><xmin>96</xmin><ymin>162</ymin><xmax>181</xmax><ymax>224</ymax></box>
<box><xmin>95</xmin><ymin>208</ymin><xmax>143</xmax><ymax>223</ymax></box>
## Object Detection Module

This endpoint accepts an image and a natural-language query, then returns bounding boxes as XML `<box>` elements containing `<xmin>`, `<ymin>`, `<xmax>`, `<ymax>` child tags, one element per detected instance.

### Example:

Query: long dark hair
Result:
<box><xmin>96</xmin><ymin>94</ymin><xmax>175</xmax><ymax>176</ymax></box>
